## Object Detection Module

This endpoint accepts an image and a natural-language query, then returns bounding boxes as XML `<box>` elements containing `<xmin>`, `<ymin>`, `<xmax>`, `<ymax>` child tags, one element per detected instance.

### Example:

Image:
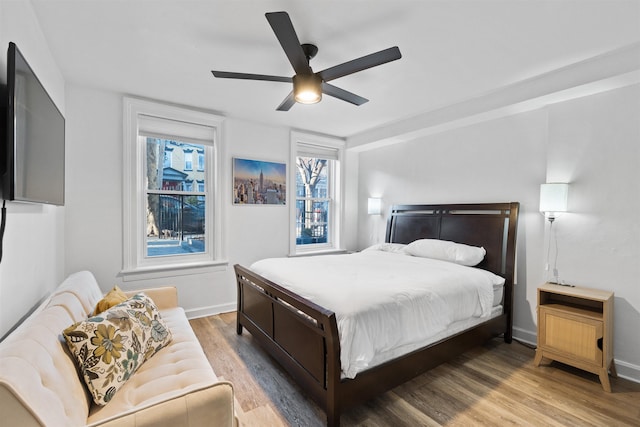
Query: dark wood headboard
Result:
<box><xmin>385</xmin><ymin>202</ymin><xmax>520</xmax><ymax>283</ymax></box>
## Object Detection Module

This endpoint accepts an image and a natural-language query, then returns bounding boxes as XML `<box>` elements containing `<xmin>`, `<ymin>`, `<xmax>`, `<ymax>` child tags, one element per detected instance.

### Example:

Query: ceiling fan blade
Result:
<box><xmin>211</xmin><ymin>71</ymin><xmax>292</xmax><ymax>83</ymax></box>
<box><xmin>265</xmin><ymin>12</ymin><xmax>312</xmax><ymax>75</ymax></box>
<box><xmin>321</xmin><ymin>82</ymin><xmax>368</xmax><ymax>106</ymax></box>
<box><xmin>276</xmin><ymin>92</ymin><xmax>296</xmax><ymax>111</ymax></box>
<box><xmin>318</xmin><ymin>46</ymin><xmax>402</xmax><ymax>82</ymax></box>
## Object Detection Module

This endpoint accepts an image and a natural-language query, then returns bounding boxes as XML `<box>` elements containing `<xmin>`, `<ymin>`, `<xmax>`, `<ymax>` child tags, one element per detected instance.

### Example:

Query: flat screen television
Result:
<box><xmin>2</xmin><ymin>42</ymin><xmax>65</xmax><ymax>206</ymax></box>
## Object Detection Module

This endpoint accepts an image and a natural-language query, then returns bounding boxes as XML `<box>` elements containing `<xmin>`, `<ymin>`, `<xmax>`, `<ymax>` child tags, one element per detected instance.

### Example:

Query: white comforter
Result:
<box><xmin>250</xmin><ymin>249</ymin><xmax>505</xmax><ymax>378</ymax></box>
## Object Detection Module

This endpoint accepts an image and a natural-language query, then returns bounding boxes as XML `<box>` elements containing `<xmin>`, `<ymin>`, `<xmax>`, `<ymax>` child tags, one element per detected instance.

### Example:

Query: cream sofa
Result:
<box><xmin>0</xmin><ymin>271</ymin><xmax>237</xmax><ymax>426</ymax></box>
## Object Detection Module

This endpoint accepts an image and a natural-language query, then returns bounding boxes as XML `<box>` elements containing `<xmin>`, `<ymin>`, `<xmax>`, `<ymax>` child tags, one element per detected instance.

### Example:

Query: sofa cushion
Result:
<box><xmin>63</xmin><ymin>293</ymin><xmax>172</xmax><ymax>406</ymax></box>
<box><xmin>87</xmin><ymin>307</ymin><xmax>219</xmax><ymax>426</ymax></box>
<box><xmin>89</xmin><ymin>382</ymin><xmax>236</xmax><ymax>427</ymax></box>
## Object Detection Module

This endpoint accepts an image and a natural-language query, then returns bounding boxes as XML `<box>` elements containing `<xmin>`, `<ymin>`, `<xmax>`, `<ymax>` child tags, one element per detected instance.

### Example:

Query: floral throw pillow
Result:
<box><xmin>63</xmin><ymin>293</ymin><xmax>172</xmax><ymax>405</ymax></box>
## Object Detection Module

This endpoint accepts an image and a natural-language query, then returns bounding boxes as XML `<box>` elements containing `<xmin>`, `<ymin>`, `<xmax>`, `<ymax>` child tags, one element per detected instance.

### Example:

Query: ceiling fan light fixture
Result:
<box><xmin>293</xmin><ymin>74</ymin><xmax>322</xmax><ymax>104</ymax></box>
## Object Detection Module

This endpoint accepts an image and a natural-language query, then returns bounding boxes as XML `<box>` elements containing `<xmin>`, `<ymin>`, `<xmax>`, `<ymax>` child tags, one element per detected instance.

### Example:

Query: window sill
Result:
<box><xmin>120</xmin><ymin>260</ymin><xmax>228</xmax><ymax>281</ymax></box>
<box><xmin>288</xmin><ymin>248</ymin><xmax>348</xmax><ymax>257</ymax></box>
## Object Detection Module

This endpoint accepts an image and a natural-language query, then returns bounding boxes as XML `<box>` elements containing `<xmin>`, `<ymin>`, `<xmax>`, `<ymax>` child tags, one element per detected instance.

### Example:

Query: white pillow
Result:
<box><xmin>405</xmin><ymin>239</ymin><xmax>486</xmax><ymax>266</ymax></box>
<box><xmin>362</xmin><ymin>243</ymin><xmax>407</xmax><ymax>254</ymax></box>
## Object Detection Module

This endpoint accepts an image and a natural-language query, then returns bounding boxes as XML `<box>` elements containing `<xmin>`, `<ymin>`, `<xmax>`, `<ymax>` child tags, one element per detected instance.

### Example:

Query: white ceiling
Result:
<box><xmin>30</xmin><ymin>0</ymin><xmax>640</xmax><ymax>138</ymax></box>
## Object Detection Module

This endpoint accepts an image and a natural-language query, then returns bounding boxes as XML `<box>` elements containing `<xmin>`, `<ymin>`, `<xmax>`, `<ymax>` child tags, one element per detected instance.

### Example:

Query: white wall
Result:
<box><xmin>357</xmin><ymin>109</ymin><xmax>548</xmax><ymax>335</ymax></box>
<box><xmin>64</xmin><ymin>83</ymin><xmax>358</xmax><ymax>318</ymax></box>
<box><xmin>63</xmin><ymin>84</ymin><xmax>268</xmax><ymax>314</ymax></box>
<box><xmin>355</xmin><ymin>84</ymin><xmax>640</xmax><ymax>381</ymax></box>
<box><xmin>0</xmin><ymin>1</ymin><xmax>66</xmax><ymax>338</ymax></box>
<box><xmin>545</xmin><ymin>85</ymin><xmax>640</xmax><ymax>380</ymax></box>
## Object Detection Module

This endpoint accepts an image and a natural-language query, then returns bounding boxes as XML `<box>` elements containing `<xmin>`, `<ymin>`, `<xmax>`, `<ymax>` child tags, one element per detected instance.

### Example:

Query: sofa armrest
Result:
<box><xmin>0</xmin><ymin>385</ymin><xmax>41</xmax><ymax>427</ymax></box>
<box><xmin>90</xmin><ymin>381</ymin><xmax>237</xmax><ymax>427</ymax></box>
<box><xmin>125</xmin><ymin>287</ymin><xmax>178</xmax><ymax>311</ymax></box>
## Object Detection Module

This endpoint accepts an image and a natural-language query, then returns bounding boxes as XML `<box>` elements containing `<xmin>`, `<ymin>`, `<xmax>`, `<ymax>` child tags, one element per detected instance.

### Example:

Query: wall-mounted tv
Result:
<box><xmin>2</xmin><ymin>42</ymin><xmax>65</xmax><ymax>206</ymax></box>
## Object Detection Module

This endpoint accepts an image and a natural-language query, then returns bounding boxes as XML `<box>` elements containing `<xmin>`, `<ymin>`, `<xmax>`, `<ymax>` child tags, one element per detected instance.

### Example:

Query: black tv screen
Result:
<box><xmin>3</xmin><ymin>42</ymin><xmax>65</xmax><ymax>206</ymax></box>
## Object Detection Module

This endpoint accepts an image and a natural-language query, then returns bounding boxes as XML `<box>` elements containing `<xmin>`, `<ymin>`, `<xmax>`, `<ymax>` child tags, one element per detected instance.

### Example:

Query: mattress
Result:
<box><xmin>250</xmin><ymin>245</ymin><xmax>505</xmax><ymax>379</ymax></box>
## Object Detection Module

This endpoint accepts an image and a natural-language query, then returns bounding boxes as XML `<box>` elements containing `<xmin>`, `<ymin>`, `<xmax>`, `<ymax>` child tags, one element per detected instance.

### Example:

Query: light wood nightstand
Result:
<box><xmin>533</xmin><ymin>282</ymin><xmax>616</xmax><ymax>392</ymax></box>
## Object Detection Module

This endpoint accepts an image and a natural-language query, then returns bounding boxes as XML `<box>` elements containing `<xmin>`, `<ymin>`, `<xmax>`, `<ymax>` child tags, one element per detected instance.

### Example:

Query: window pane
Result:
<box><xmin>184</xmin><ymin>151</ymin><xmax>193</xmax><ymax>170</ymax></box>
<box><xmin>146</xmin><ymin>194</ymin><xmax>205</xmax><ymax>257</ymax></box>
<box><xmin>296</xmin><ymin>157</ymin><xmax>328</xmax><ymax>198</ymax></box>
<box><xmin>296</xmin><ymin>199</ymin><xmax>329</xmax><ymax>245</ymax></box>
<box><xmin>198</xmin><ymin>152</ymin><xmax>205</xmax><ymax>171</ymax></box>
<box><xmin>296</xmin><ymin>156</ymin><xmax>330</xmax><ymax>246</ymax></box>
<box><xmin>147</xmin><ymin>138</ymin><xmax>205</xmax><ymax>191</ymax></box>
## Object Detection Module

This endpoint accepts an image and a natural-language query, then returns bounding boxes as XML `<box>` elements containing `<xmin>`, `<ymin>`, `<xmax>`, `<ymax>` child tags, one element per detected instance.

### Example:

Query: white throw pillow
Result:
<box><xmin>405</xmin><ymin>239</ymin><xmax>486</xmax><ymax>266</ymax></box>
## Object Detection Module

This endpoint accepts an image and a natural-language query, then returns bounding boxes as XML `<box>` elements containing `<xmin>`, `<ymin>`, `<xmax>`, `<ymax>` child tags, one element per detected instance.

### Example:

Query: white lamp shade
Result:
<box><xmin>539</xmin><ymin>183</ymin><xmax>569</xmax><ymax>213</ymax></box>
<box><xmin>293</xmin><ymin>74</ymin><xmax>322</xmax><ymax>104</ymax></box>
<box><xmin>367</xmin><ymin>198</ymin><xmax>382</xmax><ymax>215</ymax></box>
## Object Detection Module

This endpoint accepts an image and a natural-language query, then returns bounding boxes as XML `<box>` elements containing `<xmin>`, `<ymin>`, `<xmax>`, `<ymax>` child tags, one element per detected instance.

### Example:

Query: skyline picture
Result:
<box><xmin>233</xmin><ymin>158</ymin><xmax>286</xmax><ymax>205</ymax></box>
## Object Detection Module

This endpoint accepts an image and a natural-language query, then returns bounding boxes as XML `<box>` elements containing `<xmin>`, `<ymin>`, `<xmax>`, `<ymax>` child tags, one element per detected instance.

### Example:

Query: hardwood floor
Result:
<box><xmin>191</xmin><ymin>313</ymin><xmax>640</xmax><ymax>426</ymax></box>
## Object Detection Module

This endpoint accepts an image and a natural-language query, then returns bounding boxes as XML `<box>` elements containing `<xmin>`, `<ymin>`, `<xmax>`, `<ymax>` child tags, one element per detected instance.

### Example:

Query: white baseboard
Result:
<box><xmin>186</xmin><ymin>303</ymin><xmax>236</xmax><ymax>320</ymax></box>
<box><xmin>512</xmin><ymin>326</ymin><xmax>537</xmax><ymax>347</ymax></box>
<box><xmin>512</xmin><ymin>326</ymin><xmax>640</xmax><ymax>384</ymax></box>
<box><xmin>614</xmin><ymin>359</ymin><xmax>640</xmax><ymax>384</ymax></box>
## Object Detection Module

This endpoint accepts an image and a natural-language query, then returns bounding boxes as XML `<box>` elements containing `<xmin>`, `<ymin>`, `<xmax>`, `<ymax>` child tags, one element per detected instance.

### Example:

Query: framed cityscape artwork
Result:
<box><xmin>232</xmin><ymin>157</ymin><xmax>286</xmax><ymax>205</ymax></box>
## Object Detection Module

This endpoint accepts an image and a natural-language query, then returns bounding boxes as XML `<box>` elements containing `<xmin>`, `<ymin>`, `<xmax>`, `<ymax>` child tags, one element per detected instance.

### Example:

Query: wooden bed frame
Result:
<box><xmin>234</xmin><ymin>202</ymin><xmax>519</xmax><ymax>426</ymax></box>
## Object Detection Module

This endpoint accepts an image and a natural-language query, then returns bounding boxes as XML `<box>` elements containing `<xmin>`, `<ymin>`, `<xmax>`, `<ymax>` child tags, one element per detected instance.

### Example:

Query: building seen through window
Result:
<box><xmin>146</xmin><ymin>138</ymin><xmax>206</xmax><ymax>257</ymax></box>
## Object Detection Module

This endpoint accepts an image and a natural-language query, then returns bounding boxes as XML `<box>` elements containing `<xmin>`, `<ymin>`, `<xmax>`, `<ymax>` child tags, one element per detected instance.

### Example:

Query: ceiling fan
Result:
<box><xmin>211</xmin><ymin>11</ymin><xmax>402</xmax><ymax>111</ymax></box>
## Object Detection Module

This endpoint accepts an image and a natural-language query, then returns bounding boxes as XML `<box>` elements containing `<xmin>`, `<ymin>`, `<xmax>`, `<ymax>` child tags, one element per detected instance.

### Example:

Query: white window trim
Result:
<box><xmin>289</xmin><ymin>130</ymin><xmax>345</xmax><ymax>256</ymax></box>
<box><xmin>122</xmin><ymin>97</ymin><xmax>226</xmax><ymax>279</ymax></box>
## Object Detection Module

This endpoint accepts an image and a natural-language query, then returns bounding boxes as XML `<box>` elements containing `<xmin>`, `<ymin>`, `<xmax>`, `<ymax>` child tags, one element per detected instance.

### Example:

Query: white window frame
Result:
<box><xmin>289</xmin><ymin>130</ymin><xmax>345</xmax><ymax>256</ymax></box>
<box><xmin>122</xmin><ymin>97</ymin><xmax>226</xmax><ymax>279</ymax></box>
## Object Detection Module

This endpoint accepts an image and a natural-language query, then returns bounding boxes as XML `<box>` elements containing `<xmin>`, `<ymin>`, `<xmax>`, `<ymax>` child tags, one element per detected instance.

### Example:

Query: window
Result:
<box><xmin>184</xmin><ymin>150</ymin><xmax>193</xmax><ymax>171</ymax></box>
<box><xmin>197</xmin><ymin>151</ymin><xmax>205</xmax><ymax>171</ymax></box>
<box><xmin>296</xmin><ymin>157</ymin><xmax>330</xmax><ymax>245</ymax></box>
<box><xmin>146</xmin><ymin>140</ymin><xmax>203</xmax><ymax>256</ymax></box>
<box><xmin>290</xmin><ymin>131</ymin><xmax>344</xmax><ymax>255</ymax></box>
<box><xmin>123</xmin><ymin>97</ymin><xmax>225</xmax><ymax>277</ymax></box>
<box><xmin>163</xmin><ymin>148</ymin><xmax>173</xmax><ymax>168</ymax></box>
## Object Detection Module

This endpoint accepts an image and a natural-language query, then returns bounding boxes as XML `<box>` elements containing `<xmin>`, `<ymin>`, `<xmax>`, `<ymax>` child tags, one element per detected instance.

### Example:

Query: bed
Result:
<box><xmin>234</xmin><ymin>202</ymin><xmax>519</xmax><ymax>426</ymax></box>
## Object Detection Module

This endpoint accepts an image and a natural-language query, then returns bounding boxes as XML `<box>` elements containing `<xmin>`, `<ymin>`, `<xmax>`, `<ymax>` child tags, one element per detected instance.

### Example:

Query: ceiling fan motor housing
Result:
<box><xmin>301</xmin><ymin>43</ymin><xmax>318</xmax><ymax>60</ymax></box>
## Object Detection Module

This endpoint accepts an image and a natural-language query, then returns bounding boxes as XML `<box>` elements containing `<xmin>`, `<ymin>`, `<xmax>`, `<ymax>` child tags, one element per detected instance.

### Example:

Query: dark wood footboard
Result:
<box><xmin>234</xmin><ymin>264</ymin><xmax>343</xmax><ymax>424</ymax></box>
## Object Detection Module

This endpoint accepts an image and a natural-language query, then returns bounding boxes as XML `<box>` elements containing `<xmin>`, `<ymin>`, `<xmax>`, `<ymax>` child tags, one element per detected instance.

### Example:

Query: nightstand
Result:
<box><xmin>533</xmin><ymin>283</ymin><xmax>616</xmax><ymax>392</ymax></box>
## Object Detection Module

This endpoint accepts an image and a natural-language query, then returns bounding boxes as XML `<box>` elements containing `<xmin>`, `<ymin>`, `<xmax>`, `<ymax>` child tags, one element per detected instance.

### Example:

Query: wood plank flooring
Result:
<box><xmin>191</xmin><ymin>312</ymin><xmax>640</xmax><ymax>426</ymax></box>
